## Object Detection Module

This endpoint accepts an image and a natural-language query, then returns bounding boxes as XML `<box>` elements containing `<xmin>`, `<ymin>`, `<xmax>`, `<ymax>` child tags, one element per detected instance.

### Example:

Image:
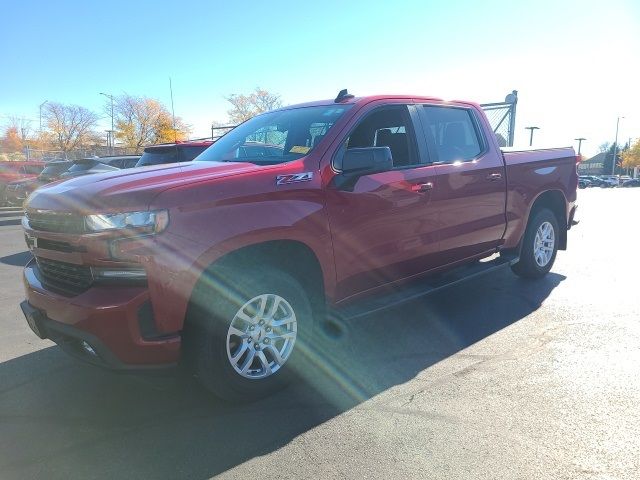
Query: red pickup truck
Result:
<box><xmin>20</xmin><ymin>92</ymin><xmax>578</xmax><ymax>400</ymax></box>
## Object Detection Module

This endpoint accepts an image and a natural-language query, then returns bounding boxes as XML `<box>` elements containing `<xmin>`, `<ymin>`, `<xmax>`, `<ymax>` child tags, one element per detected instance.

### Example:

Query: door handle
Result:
<box><xmin>411</xmin><ymin>182</ymin><xmax>433</xmax><ymax>193</ymax></box>
<box><xmin>486</xmin><ymin>173</ymin><xmax>502</xmax><ymax>181</ymax></box>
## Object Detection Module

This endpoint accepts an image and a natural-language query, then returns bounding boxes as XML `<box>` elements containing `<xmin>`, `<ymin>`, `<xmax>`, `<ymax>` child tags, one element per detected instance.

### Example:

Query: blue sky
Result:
<box><xmin>1</xmin><ymin>0</ymin><xmax>639</xmax><ymax>156</ymax></box>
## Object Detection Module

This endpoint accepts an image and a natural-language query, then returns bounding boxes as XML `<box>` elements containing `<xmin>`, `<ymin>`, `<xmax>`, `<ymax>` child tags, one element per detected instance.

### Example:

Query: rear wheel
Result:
<box><xmin>511</xmin><ymin>208</ymin><xmax>559</xmax><ymax>279</ymax></box>
<box><xmin>185</xmin><ymin>267</ymin><xmax>313</xmax><ymax>402</ymax></box>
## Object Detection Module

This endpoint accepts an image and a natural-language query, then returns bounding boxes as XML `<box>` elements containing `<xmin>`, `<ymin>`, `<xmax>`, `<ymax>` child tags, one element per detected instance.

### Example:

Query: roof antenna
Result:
<box><xmin>169</xmin><ymin>77</ymin><xmax>177</xmax><ymax>142</ymax></box>
<box><xmin>334</xmin><ymin>89</ymin><xmax>354</xmax><ymax>103</ymax></box>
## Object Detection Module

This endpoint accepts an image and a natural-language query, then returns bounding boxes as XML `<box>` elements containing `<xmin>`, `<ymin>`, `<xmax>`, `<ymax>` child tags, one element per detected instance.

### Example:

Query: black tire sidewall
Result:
<box><xmin>189</xmin><ymin>267</ymin><xmax>313</xmax><ymax>401</ymax></box>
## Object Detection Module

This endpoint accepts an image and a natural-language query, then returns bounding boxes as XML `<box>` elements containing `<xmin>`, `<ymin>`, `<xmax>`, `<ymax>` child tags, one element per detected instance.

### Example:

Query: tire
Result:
<box><xmin>511</xmin><ymin>208</ymin><xmax>560</xmax><ymax>279</ymax></box>
<box><xmin>184</xmin><ymin>266</ymin><xmax>313</xmax><ymax>402</ymax></box>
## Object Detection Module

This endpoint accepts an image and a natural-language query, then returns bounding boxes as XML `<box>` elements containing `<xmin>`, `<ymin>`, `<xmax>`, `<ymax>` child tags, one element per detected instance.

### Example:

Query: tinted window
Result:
<box><xmin>137</xmin><ymin>147</ymin><xmax>178</xmax><ymax>167</ymax></box>
<box><xmin>124</xmin><ymin>158</ymin><xmax>140</xmax><ymax>168</ymax></box>
<box><xmin>422</xmin><ymin>106</ymin><xmax>483</xmax><ymax>162</ymax></box>
<box><xmin>24</xmin><ymin>165</ymin><xmax>45</xmax><ymax>174</ymax></box>
<box><xmin>66</xmin><ymin>160</ymin><xmax>99</xmax><ymax>173</ymax></box>
<box><xmin>179</xmin><ymin>146</ymin><xmax>208</xmax><ymax>162</ymax></box>
<box><xmin>107</xmin><ymin>158</ymin><xmax>125</xmax><ymax>168</ymax></box>
<box><xmin>196</xmin><ymin>105</ymin><xmax>351</xmax><ymax>165</ymax></box>
<box><xmin>40</xmin><ymin>163</ymin><xmax>71</xmax><ymax>178</ymax></box>
<box><xmin>340</xmin><ymin>105</ymin><xmax>418</xmax><ymax>168</ymax></box>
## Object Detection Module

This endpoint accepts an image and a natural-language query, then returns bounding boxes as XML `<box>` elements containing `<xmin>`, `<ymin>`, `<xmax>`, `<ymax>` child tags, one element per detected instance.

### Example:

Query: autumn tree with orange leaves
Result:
<box><xmin>111</xmin><ymin>94</ymin><xmax>190</xmax><ymax>152</ymax></box>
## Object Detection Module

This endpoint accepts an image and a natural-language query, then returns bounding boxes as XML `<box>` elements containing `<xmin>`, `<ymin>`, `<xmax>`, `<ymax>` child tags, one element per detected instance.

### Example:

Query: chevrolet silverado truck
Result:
<box><xmin>20</xmin><ymin>91</ymin><xmax>578</xmax><ymax>400</ymax></box>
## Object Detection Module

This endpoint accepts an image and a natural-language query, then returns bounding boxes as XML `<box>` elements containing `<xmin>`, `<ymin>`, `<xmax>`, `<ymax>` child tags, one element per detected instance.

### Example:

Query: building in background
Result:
<box><xmin>578</xmin><ymin>152</ymin><xmax>606</xmax><ymax>175</ymax></box>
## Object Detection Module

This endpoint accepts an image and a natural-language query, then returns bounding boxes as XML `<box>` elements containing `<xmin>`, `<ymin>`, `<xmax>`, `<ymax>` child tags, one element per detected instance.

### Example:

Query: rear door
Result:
<box><xmin>326</xmin><ymin>102</ymin><xmax>440</xmax><ymax>299</ymax></box>
<box><xmin>417</xmin><ymin>104</ymin><xmax>507</xmax><ymax>264</ymax></box>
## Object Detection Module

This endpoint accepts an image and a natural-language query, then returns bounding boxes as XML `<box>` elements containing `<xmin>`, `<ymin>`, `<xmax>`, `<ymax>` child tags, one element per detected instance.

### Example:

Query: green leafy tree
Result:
<box><xmin>620</xmin><ymin>139</ymin><xmax>640</xmax><ymax>170</ymax></box>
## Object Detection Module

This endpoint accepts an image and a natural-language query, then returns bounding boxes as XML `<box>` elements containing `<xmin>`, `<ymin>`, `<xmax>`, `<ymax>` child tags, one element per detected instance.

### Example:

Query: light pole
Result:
<box><xmin>611</xmin><ymin>116</ymin><xmax>624</xmax><ymax>175</ymax></box>
<box><xmin>39</xmin><ymin>100</ymin><xmax>48</xmax><ymax>132</ymax></box>
<box><xmin>525</xmin><ymin>126</ymin><xmax>540</xmax><ymax>146</ymax></box>
<box><xmin>574</xmin><ymin>137</ymin><xmax>586</xmax><ymax>155</ymax></box>
<box><xmin>100</xmin><ymin>93</ymin><xmax>115</xmax><ymax>154</ymax></box>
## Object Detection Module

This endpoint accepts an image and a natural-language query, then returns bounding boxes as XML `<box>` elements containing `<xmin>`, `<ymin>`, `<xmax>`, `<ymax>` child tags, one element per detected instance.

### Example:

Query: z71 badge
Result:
<box><xmin>276</xmin><ymin>172</ymin><xmax>313</xmax><ymax>185</ymax></box>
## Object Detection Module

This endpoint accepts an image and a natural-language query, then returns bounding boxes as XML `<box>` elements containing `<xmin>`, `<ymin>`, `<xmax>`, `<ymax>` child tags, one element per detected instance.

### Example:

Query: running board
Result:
<box><xmin>334</xmin><ymin>254</ymin><xmax>519</xmax><ymax>320</ymax></box>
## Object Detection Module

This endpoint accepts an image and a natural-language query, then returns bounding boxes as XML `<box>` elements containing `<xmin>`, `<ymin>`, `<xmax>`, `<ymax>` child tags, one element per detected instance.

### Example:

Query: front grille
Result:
<box><xmin>35</xmin><ymin>257</ymin><xmax>93</xmax><ymax>295</ymax></box>
<box><xmin>26</xmin><ymin>211</ymin><xmax>86</xmax><ymax>234</ymax></box>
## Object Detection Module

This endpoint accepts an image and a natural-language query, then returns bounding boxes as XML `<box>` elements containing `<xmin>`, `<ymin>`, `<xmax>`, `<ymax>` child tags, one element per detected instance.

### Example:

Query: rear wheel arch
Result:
<box><xmin>526</xmin><ymin>190</ymin><xmax>568</xmax><ymax>250</ymax></box>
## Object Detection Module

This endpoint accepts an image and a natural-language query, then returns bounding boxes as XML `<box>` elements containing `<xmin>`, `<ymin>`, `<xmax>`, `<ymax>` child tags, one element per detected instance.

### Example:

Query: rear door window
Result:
<box><xmin>421</xmin><ymin>106</ymin><xmax>484</xmax><ymax>163</ymax></box>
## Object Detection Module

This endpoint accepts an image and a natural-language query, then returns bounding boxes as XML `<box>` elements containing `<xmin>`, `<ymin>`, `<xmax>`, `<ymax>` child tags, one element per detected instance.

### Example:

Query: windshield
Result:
<box><xmin>40</xmin><ymin>163</ymin><xmax>71</xmax><ymax>178</ymax></box>
<box><xmin>66</xmin><ymin>160</ymin><xmax>99</xmax><ymax>173</ymax></box>
<box><xmin>196</xmin><ymin>105</ymin><xmax>351</xmax><ymax>164</ymax></box>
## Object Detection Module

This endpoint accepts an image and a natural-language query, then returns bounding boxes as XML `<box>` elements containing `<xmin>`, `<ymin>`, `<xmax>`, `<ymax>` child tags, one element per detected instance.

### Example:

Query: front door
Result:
<box><xmin>325</xmin><ymin>103</ymin><xmax>440</xmax><ymax>300</ymax></box>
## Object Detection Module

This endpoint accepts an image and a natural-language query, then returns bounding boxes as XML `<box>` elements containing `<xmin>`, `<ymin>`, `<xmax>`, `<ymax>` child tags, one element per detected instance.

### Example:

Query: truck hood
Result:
<box><xmin>26</xmin><ymin>161</ymin><xmax>260</xmax><ymax>213</ymax></box>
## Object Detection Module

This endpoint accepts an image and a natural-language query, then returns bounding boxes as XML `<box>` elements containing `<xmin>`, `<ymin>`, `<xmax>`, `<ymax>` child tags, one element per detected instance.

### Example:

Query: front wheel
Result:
<box><xmin>511</xmin><ymin>208</ymin><xmax>560</xmax><ymax>279</ymax></box>
<box><xmin>185</xmin><ymin>267</ymin><xmax>313</xmax><ymax>402</ymax></box>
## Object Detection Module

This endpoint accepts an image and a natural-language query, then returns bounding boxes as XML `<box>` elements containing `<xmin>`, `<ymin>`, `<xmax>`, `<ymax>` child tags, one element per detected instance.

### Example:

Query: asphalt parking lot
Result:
<box><xmin>1</xmin><ymin>188</ymin><xmax>639</xmax><ymax>480</ymax></box>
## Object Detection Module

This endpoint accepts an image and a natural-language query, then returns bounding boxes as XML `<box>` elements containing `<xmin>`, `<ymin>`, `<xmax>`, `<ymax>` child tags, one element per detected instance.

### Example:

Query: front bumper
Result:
<box><xmin>22</xmin><ymin>259</ymin><xmax>180</xmax><ymax>370</ymax></box>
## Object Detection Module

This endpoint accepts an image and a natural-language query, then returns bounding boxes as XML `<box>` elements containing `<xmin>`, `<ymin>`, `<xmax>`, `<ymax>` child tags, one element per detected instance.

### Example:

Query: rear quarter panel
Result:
<box><xmin>502</xmin><ymin>148</ymin><xmax>578</xmax><ymax>249</ymax></box>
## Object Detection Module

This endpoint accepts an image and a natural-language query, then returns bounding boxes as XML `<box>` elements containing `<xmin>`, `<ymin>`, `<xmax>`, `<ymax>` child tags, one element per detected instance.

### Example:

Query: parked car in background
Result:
<box><xmin>618</xmin><ymin>175</ymin><xmax>632</xmax><ymax>186</ymax></box>
<box><xmin>599</xmin><ymin>175</ymin><xmax>619</xmax><ymax>188</ymax></box>
<box><xmin>622</xmin><ymin>178</ymin><xmax>640</xmax><ymax>188</ymax></box>
<box><xmin>60</xmin><ymin>155</ymin><xmax>140</xmax><ymax>179</ymax></box>
<box><xmin>3</xmin><ymin>160</ymin><xmax>73</xmax><ymax>206</ymax></box>
<box><xmin>136</xmin><ymin>140</ymin><xmax>214</xmax><ymax>167</ymax></box>
<box><xmin>578</xmin><ymin>177</ymin><xmax>591</xmax><ymax>189</ymax></box>
<box><xmin>20</xmin><ymin>92</ymin><xmax>579</xmax><ymax>401</ymax></box>
<box><xmin>0</xmin><ymin>160</ymin><xmax>46</xmax><ymax>205</ymax></box>
<box><xmin>579</xmin><ymin>175</ymin><xmax>605</xmax><ymax>187</ymax></box>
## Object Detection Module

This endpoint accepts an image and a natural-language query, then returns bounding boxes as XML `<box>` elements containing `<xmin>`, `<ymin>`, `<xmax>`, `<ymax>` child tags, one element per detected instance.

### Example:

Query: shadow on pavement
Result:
<box><xmin>0</xmin><ymin>269</ymin><xmax>564</xmax><ymax>479</ymax></box>
<box><xmin>0</xmin><ymin>219</ymin><xmax>21</xmax><ymax>227</ymax></box>
<box><xmin>0</xmin><ymin>250</ymin><xmax>31</xmax><ymax>267</ymax></box>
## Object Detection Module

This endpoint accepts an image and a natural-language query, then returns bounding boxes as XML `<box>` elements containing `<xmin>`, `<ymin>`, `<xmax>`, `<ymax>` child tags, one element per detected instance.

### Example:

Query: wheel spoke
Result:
<box><xmin>240</xmin><ymin>348</ymin><xmax>256</xmax><ymax>374</ymax></box>
<box><xmin>265</xmin><ymin>295</ymin><xmax>282</xmax><ymax>320</ymax></box>
<box><xmin>256</xmin><ymin>350</ymin><xmax>272</xmax><ymax>375</ymax></box>
<box><xmin>230</xmin><ymin>341</ymin><xmax>249</xmax><ymax>365</ymax></box>
<box><xmin>271</xmin><ymin>314</ymin><xmax>295</xmax><ymax>328</ymax></box>
<box><xmin>228</xmin><ymin>325</ymin><xmax>248</xmax><ymax>338</ymax></box>
<box><xmin>267</xmin><ymin>330</ymin><xmax>296</xmax><ymax>341</ymax></box>
<box><xmin>235</xmin><ymin>310</ymin><xmax>254</xmax><ymax>325</ymax></box>
<box><xmin>265</xmin><ymin>344</ymin><xmax>284</xmax><ymax>365</ymax></box>
<box><xmin>254</xmin><ymin>295</ymin><xmax>268</xmax><ymax>320</ymax></box>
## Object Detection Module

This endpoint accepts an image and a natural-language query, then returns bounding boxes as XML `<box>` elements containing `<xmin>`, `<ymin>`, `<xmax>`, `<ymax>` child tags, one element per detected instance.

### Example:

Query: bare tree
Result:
<box><xmin>43</xmin><ymin>103</ymin><xmax>99</xmax><ymax>154</ymax></box>
<box><xmin>5</xmin><ymin>116</ymin><xmax>33</xmax><ymax>142</ymax></box>
<box><xmin>112</xmin><ymin>94</ymin><xmax>190</xmax><ymax>152</ymax></box>
<box><xmin>225</xmin><ymin>87</ymin><xmax>283</xmax><ymax>123</ymax></box>
<box><xmin>598</xmin><ymin>142</ymin><xmax>611</xmax><ymax>153</ymax></box>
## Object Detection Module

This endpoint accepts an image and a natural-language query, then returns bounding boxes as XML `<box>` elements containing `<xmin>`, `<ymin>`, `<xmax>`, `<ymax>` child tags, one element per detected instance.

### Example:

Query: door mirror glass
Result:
<box><xmin>341</xmin><ymin>146</ymin><xmax>393</xmax><ymax>175</ymax></box>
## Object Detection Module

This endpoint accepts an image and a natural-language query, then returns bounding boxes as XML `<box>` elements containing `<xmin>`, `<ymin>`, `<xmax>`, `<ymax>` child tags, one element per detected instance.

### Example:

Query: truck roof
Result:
<box><xmin>145</xmin><ymin>140</ymin><xmax>215</xmax><ymax>150</ymax></box>
<box><xmin>266</xmin><ymin>94</ymin><xmax>491</xmax><ymax>116</ymax></box>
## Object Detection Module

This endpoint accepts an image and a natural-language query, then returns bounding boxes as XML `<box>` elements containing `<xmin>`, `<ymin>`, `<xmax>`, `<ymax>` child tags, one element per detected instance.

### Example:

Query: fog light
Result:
<box><xmin>81</xmin><ymin>341</ymin><xmax>97</xmax><ymax>357</ymax></box>
<box><xmin>92</xmin><ymin>267</ymin><xmax>147</xmax><ymax>281</ymax></box>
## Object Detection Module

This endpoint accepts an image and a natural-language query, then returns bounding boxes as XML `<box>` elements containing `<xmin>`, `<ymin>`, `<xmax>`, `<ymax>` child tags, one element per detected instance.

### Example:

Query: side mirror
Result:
<box><xmin>332</xmin><ymin>146</ymin><xmax>393</xmax><ymax>191</ymax></box>
<box><xmin>341</xmin><ymin>146</ymin><xmax>393</xmax><ymax>175</ymax></box>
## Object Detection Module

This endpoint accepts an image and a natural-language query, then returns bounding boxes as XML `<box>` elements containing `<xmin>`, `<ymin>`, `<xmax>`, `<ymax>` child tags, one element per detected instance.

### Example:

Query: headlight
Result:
<box><xmin>85</xmin><ymin>210</ymin><xmax>169</xmax><ymax>233</ymax></box>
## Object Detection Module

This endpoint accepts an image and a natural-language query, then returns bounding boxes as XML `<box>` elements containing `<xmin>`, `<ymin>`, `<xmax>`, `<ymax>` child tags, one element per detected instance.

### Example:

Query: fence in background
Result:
<box><xmin>480</xmin><ymin>91</ymin><xmax>518</xmax><ymax>147</ymax></box>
